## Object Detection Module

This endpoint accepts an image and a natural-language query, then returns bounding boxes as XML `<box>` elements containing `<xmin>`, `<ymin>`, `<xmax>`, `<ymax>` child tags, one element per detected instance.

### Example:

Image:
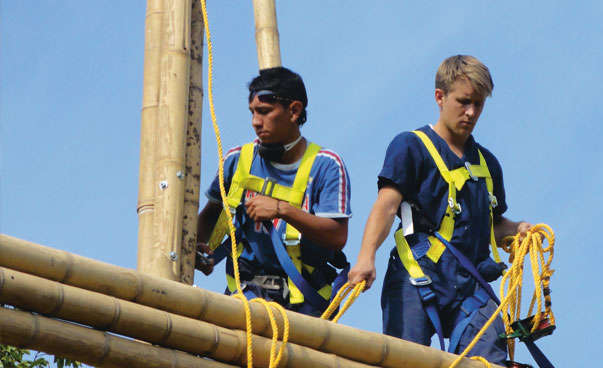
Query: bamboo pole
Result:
<box><xmin>149</xmin><ymin>0</ymin><xmax>192</xmax><ymax>280</ymax></box>
<box><xmin>180</xmin><ymin>0</ymin><xmax>204</xmax><ymax>285</ymax></box>
<box><xmin>252</xmin><ymin>0</ymin><xmax>282</xmax><ymax>69</ymax></box>
<box><xmin>0</xmin><ymin>235</ymin><xmax>501</xmax><ymax>368</ymax></box>
<box><xmin>0</xmin><ymin>267</ymin><xmax>377</xmax><ymax>368</ymax></box>
<box><xmin>0</xmin><ymin>307</ymin><xmax>237</xmax><ymax>368</ymax></box>
<box><xmin>137</xmin><ymin>0</ymin><xmax>164</xmax><ymax>276</ymax></box>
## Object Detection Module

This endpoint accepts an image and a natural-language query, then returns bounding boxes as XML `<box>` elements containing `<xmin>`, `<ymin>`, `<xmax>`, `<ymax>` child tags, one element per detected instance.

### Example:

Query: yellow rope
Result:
<box><xmin>200</xmin><ymin>2</ymin><xmax>291</xmax><ymax>366</ymax></box>
<box><xmin>321</xmin><ymin>281</ymin><xmax>366</xmax><ymax>322</ymax></box>
<box><xmin>200</xmin><ymin>1</ymin><xmax>255</xmax><ymax>365</ymax></box>
<box><xmin>500</xmin><ymin>224</ymin><xmax>555</xmax><ymax>361</ymax></box>
<box><xmin>470</xmin><ymin>356</ymin><xmax>492</xmax><ymax>367</ymax></box>
<box><xmin>199</xmin><ymin>2</ymin><xmax>362</xmax><ymax>362</ymax></box>
<box><xmin>449</xmin><ymin>224</ymin><xmax>555</xmax><ymax>368</ymax></box>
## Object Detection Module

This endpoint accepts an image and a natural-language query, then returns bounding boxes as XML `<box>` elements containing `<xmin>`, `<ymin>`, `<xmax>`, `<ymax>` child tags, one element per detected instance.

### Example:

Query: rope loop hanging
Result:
<box><xmin>449</xmin><ymin>224</ymin><xmax>556</xmax><ymax>368</ymax></box>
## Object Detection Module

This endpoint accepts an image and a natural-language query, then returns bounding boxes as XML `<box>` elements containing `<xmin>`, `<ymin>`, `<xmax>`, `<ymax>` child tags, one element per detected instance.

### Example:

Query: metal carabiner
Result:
<box><xmin>489</xmin><ymin>192</ymin><xmax>498</xmax><ymax>208</ymax></box>
<box><xmin>465</xmin><ymin>161</ymin><xmax>478</xmax><ymax>181</ymax></box>
<box><xmin>448</xmin><ymin>197</ymin><xmax>462</xmax><ymax>215</ymax></box>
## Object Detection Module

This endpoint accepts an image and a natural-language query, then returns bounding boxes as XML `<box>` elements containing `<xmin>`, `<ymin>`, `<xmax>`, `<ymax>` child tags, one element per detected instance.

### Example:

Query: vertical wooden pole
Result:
<box><xmin>252</xmin><ymin>0</ymin><xmax>282</xmax><ymax>69</ymax></box>
<box><xmin>137</xmin><ymin>0</ymin><xmax>164</xmax><ymax>273</ymax></box>
<box><xmin>180</xmin><ymin>0</ymin><xmax>204</xmax><ymax>284</ymax></box>
<box><xmin>149</xmin><ymin>0</ymin><xmax>192</xmax><ymax>281</ymax></box>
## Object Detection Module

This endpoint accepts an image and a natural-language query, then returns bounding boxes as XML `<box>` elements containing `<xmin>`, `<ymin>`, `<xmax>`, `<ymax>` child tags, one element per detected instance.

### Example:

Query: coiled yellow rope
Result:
<box><xmin>449</xmin><ymin>224</ymin><xmax>555</xmax><ymax>368</ymax></box>
<box><xmin>200</xmin><ymin>3</ymin><xmax>363</xmax><ymax>365</ymax></box>
<box><xmin>500</xmin><ymin>224</ymin><xmax>555</xmax><ymax>361</ymax></box>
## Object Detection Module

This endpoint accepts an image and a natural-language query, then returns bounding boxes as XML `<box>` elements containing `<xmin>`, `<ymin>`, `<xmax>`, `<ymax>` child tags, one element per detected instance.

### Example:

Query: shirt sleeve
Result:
<box><xmin>377</xmin><ymin>132</ymin><xmax>423</xmax><ymax>200</ymax></box>
<box><xmin>205</xmin><ymin>146</ymin><xmax>241</xmax><ymax>203</ymax></box>
<box><xmin>311</xmin><ymin>150</ymin><xmax>352</xmax><ymax>218</ymax></box>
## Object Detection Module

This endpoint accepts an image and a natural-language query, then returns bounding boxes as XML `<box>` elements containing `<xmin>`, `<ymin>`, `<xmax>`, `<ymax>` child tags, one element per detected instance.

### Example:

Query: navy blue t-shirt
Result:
<box><xmin>379</xmin><ymin>125</ymin><xmax>507</xmax><ymax>306</ymax></box>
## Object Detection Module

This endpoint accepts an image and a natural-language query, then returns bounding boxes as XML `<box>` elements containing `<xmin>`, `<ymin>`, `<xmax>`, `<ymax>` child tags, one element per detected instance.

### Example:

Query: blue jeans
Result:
<box><xmin>381</xmin><ymin>252</ymin><xmax>507</xmax><ymax>365</ymax></box>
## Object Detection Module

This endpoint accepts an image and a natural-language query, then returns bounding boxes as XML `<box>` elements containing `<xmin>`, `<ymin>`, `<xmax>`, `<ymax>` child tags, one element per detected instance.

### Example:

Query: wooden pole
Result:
<box><xmin>180</xmin><ymin>0</ymin><xmax>204</xmax><ymax>285</ymax></box>
<box><xmin>137</xmin><ymin>0</ymin><xmax>164</xmax><ymax>277</ymax></box>
<box><xmin>0</xmin><ymin>307</ymin><xmax>237</xmax><ymax>368</ymax></box>
<box><xmin>0</xmin><ymin>235</ymin><xmax>501</xmax><ymax>368</ymax></box>
<box><xmin>149</xmin><ymin>0</ymin><xmax>192</xmax><ymax>280</ymax></box>
<box><xmin>252</xmin><ymin>0</ymin><xmax>282</xmax><ymax>69</ymax></box>
<box><xmin>0</xmin><ymin>267</ymin><xmax>378</xmax><ymax>368</ymax></box>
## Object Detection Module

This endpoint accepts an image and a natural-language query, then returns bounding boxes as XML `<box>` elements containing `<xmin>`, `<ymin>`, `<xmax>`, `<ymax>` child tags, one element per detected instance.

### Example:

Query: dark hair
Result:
<box><xmin>248</xmin><ymin>66</ymin><xmax>308</xmax><ymax>125</ymax></box>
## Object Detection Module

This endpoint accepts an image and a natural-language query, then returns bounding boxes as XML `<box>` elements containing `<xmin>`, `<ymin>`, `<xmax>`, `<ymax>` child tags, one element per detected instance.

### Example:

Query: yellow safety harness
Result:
<box><xmin>395</xmin><ymin>130</ymin><xmax>502</xmax><ymax>282</ymax></box>
<box><xmin>208</xmin><ymin>141</ymin><xmax>333</xmax><ymax>304</ymax></box>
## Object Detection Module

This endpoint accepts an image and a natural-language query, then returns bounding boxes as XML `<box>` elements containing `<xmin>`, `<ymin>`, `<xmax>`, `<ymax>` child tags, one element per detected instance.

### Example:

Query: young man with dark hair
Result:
<box><xmin>196</xmin><ymin>67</ymin><xmax>351</xmax><ymax>317</ymax></box>
<box><xmin>349</xmin><ymin>55</ymin><xmax>535</xmax><ymax>365</ymax></box>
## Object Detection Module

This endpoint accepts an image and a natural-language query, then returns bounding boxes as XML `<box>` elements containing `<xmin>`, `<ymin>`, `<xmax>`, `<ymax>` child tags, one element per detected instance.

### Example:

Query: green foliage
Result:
<box><xmin>0</xmin><ymin>345</ymin><xmax>82</xmax><ymax>368</ymax></box>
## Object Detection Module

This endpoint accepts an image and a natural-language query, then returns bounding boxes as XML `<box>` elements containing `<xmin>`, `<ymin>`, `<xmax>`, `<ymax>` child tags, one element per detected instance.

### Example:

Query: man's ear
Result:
<box><xmin>288</xmin><ymin>101</ymin><xmax>303</xmax><ymax>124</ymax></box>
<box><xmin>435</xmin><ymin>88</ymin><xmax>446</xmax><ymax>110</ymax></box>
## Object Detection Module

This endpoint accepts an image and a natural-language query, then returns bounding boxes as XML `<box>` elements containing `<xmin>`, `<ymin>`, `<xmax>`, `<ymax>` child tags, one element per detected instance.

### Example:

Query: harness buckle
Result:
<box><xmin>448</xmin><ymin>197</ymin><xmax>462</xmax><ymax>215</ymax></box>
<box><xmin>409</xmin><ymin>275</ymin><xmax>432</xmax><ymax>286</ymax></box>
<box><xmin>260</xmin><ymin>177</ymin><xmax>277</xmax><ymax>196</ymax></box>
<box><xmin>489</xmin><ymin>193</ymin><xmax>498</xmax><ymax>208</ymax></box>
<box><xmin>248</xmin><ymin>275</ymin><xmax>290</xmax><ymax>301</ymax></box>
<box><xmin>464</xmin><ymin>161</ymin><xmax>478</xmax><ymax>181</ymax></box>
<box><xmin>283</xmin><ymin>232</ymin><xmax>301</xmax><ymax>246</ymax></box>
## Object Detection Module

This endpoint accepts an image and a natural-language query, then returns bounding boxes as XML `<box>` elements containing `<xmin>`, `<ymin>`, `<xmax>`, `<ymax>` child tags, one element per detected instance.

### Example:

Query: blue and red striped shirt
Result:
<box><xmin>206</xmin><ymin>141</ymin><xmax>352</xmax><ymax>274</ymax></box>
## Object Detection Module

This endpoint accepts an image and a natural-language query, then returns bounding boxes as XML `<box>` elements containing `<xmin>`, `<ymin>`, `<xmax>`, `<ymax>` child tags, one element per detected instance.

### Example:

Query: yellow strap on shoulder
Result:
<box><xmin>478</xmin><ymin>150</ymin><xmax>502</xmax><ymax>264</ymax></box>
<box><xmin>411</xmin><ymin>130</ymin><xmax>500</xmax><ymax>264</ymax></box>
<box><xmin>208</xmin><ymin>140</ymin><xmax>325</xmax><ymax>305</ymax></box>
<box><xmin>413</xmin><ymin>130</ymin><xmax>458</xmax><ymax>263</ymax></box>
<box><xmin>207</xmin><ymin>143</ymin><xmax>255</xmax><ymax>250</ymax></box>
<box><xmin>282</xmin><ymin>142</ymin><xmax>322</xmax><ymax>304</ymax></box>
<box><xmin>284</xmin><ymin>142</ymin><xmax>321</xmax><ymax>242</ymax></box>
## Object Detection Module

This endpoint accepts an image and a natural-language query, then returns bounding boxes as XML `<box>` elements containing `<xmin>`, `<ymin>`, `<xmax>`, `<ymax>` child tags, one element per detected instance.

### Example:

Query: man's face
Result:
<box><xmin>436</xmin><ymin>78</ymin><xmax>486</xmax><ymax>140</ymax></box>
<box><xmin>249</xmin><ymin>94</ymin><xmax>299</xmax><ymax>144</ymax></box>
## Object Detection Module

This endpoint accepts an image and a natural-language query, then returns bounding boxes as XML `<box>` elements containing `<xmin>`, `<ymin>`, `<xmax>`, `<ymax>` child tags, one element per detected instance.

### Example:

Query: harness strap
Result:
<box><xmin>448</xmin><ymin>287</ymin><xmax>490</xmax><ymax>354</ymax></box>
<box><xmin>209</xmin><ymin>141</ymin><xmax>342</xmax><ymax>306</ymax></box>
<box><xmin>269</xmin><ymin>222</ymin><xmax>328</xmax><ymax>311</ymax></box>
<box><xmin>392</xmin><ymin>130</ymin><xmax>503</xmax><ymax>352</ymax></box>
<box><xmin>524</xmin><ymin>340</ymin><xmax>555</xmax><ymax>368</ymax></box>
<box><xmin>412</xmin><ymin>130</ymin><xmax>502</xmax><ymax>264</ymax></box>
<box><xmin>433</xmin><ymin>232</ymin><xmax>500</xmax><ymax>304</ymax></box>
<box><xmin>394</xmin><ymin>229</ymin><xmax>445</xmax><ymax>350</ymax></box>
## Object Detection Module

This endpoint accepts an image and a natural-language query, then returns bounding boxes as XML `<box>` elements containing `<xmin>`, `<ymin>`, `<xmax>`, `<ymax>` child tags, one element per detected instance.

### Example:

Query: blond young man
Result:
<box><xmin>349</xmin><ymin>55</ymin><xmax>534</xmax><ymax>365</ymax></box>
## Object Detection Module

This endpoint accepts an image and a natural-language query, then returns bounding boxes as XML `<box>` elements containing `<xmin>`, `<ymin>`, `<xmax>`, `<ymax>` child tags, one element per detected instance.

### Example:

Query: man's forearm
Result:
<box><xmin>196</xmin><ymin>201</ymin><xmax>223</xmax><ymax>244</ymax></box>
<box><xmin>494</xmin><ymin>216</ymin><xmax>522</xmax><ymax>244</ymax></box>
<box><xmin>277</xmin><ymin>202</ymin><xmax>347</xmax><ymax>251</ymax></box>
<box><xmin>357</xmin><ymin>198</ymin><xmax>398</xmax><ymax>263</ymax></box>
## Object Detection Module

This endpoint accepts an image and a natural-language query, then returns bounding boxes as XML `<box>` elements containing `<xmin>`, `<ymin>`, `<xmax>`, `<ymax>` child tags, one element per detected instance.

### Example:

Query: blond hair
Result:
<box><xmin>435</xmin><ymin>55</ymin><xmax>493</xmax><ymax>97</ymax></box>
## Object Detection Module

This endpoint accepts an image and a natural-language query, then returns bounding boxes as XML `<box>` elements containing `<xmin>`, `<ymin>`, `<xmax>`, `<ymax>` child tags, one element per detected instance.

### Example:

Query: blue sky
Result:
<box><xmin>2</xmin><ymin>1</ymin><xmax>602</xmax><ymax>366</ymax></box>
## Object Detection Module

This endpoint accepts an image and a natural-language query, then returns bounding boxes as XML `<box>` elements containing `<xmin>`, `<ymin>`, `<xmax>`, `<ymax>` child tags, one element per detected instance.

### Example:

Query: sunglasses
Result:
<box><xmin>253</xmin><ymin>90</ymin><xmax>293</xmax><ymax>104</ymax></box>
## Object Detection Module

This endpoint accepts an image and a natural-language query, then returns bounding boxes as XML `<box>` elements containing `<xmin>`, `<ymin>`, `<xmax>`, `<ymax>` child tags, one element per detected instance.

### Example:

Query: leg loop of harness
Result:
<box><xmin>448</xmin><ymin>287</ymin><xmax>490</xmax><ymax>354</ymax></box>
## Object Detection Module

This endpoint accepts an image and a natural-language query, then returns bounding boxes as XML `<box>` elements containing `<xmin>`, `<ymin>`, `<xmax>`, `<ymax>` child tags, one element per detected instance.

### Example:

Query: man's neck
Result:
<box><xmin>432</xmin><ymin>122</ymin><xmax>467</xmax><ymax>158</ymax></box>
<box><xmin>278</xmin><ymin>137</ymin><xmax>306</xmax><ymax>164</ymax></box>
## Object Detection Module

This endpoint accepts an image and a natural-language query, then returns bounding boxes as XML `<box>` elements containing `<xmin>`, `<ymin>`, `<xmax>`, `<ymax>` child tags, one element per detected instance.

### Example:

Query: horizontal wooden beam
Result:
<box><xmin>0</xmin><ymin>306</ymin><xmax>236</xmax><ymax>368</ymax></box>
<box><xmin>0</xmin><ymin>266</ymin><xmax>376</xmax><ymax>368</ymax></box>
<box><xmin>0</xmin><ymin>234</ymin><xmax>501</xmax><ymax>368</ymax></box>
